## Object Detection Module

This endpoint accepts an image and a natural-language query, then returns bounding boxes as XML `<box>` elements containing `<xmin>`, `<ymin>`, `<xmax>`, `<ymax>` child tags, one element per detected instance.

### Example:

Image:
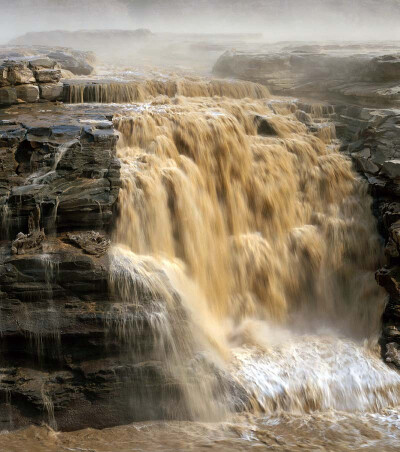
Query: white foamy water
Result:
<box><xmin>231</xmin><ymin>335</ymin><xmax>400</xmax><ymax>414</ymax></box>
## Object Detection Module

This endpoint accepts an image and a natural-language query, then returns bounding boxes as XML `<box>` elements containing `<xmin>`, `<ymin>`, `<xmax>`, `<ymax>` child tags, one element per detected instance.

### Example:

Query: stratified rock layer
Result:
<box><xmin>0</xmin><ymin>105</ymin><xmax>129</xmax><ymax>430</ymax></box>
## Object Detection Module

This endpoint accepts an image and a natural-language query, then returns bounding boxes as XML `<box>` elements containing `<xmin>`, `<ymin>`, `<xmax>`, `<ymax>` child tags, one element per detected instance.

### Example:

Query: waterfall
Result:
<box><xmin>108</xmin><ymin>92</ymin><xmax>400</xmax><ymax>418</ymax></box>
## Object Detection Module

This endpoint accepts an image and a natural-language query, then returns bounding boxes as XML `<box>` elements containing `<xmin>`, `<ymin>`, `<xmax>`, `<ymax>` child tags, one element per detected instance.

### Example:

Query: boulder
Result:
<box><xmin>0</xmin><ymin>86</ymin><xmax>17</xmax><ymax>105</ymax></box>
<box><xmin>6</xmin><ymin>62</ymin><xmax>35</xmax><ymax>85</ymax></box>
<box><xmin>254</xmin><ymin>114</ymin><xmax>278</xmax><ymax>136</ymax></box>
<box><xmin>39</xmin><ymin>82</ymin><xmax>64</xmax><ymax>101</ymax></box>
<box><xmin>15</xmin><ymin>84</ymin><xmax>39</xmax><ymax>103</ymax></box>
<box><xmin>354</xmin><ymin>156</ymin><xmax>380</xmax><ymax>175</ymax></box>
<box><xmin>34</xmin><ymin>69</ymin><xmax>62</xmax><ymax>83</ymax></box>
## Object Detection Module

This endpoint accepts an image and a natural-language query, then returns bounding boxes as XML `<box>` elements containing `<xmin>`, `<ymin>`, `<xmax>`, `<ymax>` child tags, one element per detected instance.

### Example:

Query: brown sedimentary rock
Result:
<box><xmin>0</xmin><ymin>107</ymin><xmax>123</xmax><ymax>430</ymax></box>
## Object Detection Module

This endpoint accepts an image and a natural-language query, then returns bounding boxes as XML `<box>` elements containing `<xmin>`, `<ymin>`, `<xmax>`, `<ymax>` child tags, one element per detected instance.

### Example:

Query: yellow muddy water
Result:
<box><xmin>1</xmin><ymin>410</ymin><xmax>400</xmax><ymax>452</ymax></box>
<box><xmin>2</xmin><ymin>77</ymin><xmax>400</xmax><ymax>451</ymax></box>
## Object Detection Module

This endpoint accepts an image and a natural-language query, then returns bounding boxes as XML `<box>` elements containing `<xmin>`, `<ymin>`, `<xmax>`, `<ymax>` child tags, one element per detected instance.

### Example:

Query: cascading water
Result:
<box><xmin>107</xmin><ymin>90</ymin><xmax>400</xmax><ymax>421</ymax></box>
<box><xmin>65</xmin><ymin>78</ymin><xmax>270</xmax><ymax>103</ymax></box>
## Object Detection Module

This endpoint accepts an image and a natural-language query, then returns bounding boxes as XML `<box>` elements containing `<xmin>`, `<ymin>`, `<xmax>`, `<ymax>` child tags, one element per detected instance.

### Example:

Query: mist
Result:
<box><xmin>1</xmin><ymin>0</ymin><xmax>400</xmax><ymax>45</ymax></box>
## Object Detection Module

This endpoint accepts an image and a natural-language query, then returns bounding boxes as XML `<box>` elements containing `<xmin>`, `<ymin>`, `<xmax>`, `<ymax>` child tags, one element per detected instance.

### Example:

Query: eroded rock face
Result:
<box><xmin>0</xmin><ymin>117</ymin><xmax>120</xmax><ymax>236</ymax></box>
<box><xmin>359</xmin><ymin>112</ymin><xmax>400</xmax><ymax>366</ymax></box>
<box><xmin>0</xmin><ymin>107</ymin><xmax>132</xmax><ymax>430</ymax></box>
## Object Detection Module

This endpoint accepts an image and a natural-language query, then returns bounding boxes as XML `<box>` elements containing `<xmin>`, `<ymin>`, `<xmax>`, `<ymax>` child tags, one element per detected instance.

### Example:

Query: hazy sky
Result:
<box><xmin>1</xmin><ymin>0</ymin><xmax>400</xmax><ymax>44</ymax></box>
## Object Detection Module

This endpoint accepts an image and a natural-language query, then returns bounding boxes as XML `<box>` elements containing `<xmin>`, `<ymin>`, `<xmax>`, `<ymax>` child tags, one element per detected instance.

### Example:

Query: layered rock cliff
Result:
<box><xmin>0</xmin><ymin>105</ymin><xmax>127</xmax><ymax>430</ymax></box>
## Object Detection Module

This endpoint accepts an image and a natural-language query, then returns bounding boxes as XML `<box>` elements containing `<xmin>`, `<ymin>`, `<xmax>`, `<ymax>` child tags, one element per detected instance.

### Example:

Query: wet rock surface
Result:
<box><xmin>0</xmin><ymin>241</ymin><xmax>178</xmax><ymax>431</ymax></box>
<box><xmin>0</xmin><ymin>101</ymin><xmax>215</xmax><ymax>431</ymax></box>
<box><xmin>0</xmin><ymin>105</ymin><xmax>120</xmax><ymax>236</ymax></box>
<box><xmin>11</xmin><ymin>207</ymin><xmax>45</xmax><ymax>255</ymax></box>
<box><xmin>0</xmin><ymin>103</ymin><xmax>130</xmax><ymax>430</ymax></box>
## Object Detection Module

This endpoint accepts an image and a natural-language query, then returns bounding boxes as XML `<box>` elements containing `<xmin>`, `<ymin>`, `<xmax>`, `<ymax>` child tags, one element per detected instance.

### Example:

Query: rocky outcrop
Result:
<box><xmin>0</xmin><ymin>47</ymin><xmax>96</xmax><ymax>106</ymax></box>
<box><xmin>213</xmin><ymin>45</ymin><xmax>400</xmax><ymax>107</ymax></box>
<box><xmin>66</xmin><ymin>231</ymin><xmax>110</xmax><ymax>257</ymax></box>
<box><xmin>0</xmin><ymin>113</ymin><xmax>120</xmax><ymax>235</ymax></box>
<box><xmin>0</xmin><ymin>46</ymin><xmax>95</xmax><ymax>76</ymax></box>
